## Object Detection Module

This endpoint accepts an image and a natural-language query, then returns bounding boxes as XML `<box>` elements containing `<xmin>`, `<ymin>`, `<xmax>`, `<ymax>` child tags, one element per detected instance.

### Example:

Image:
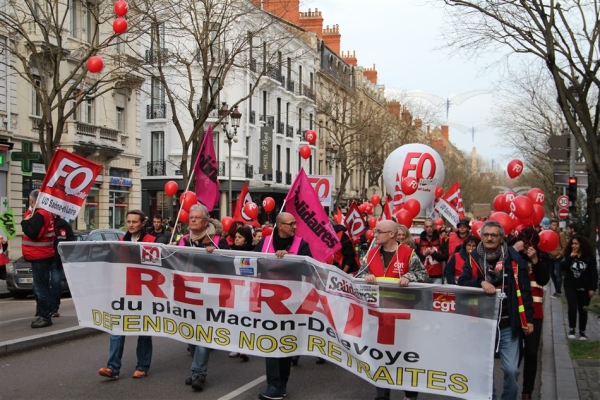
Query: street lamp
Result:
<box><xmin>219</xmin><ymin>102</ymin><xmax>242</xmax><ymax>216</ymax></box>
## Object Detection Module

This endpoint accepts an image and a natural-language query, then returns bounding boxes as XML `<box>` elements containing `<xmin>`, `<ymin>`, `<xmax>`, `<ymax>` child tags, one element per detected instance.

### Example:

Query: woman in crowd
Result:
<box><xmin>445</xmin><ymin>235</ymin><xmax>480</xmax><ymax>285</ymax></box>
<box><xmin>397</xmin><ymin>224</ymin><xmax>415</xmax><ymax>248</ymax></box>
<box><xmin>561</xmin><ymin>235</ymin><xmax>598</xmax><ymax>340</ymax></box>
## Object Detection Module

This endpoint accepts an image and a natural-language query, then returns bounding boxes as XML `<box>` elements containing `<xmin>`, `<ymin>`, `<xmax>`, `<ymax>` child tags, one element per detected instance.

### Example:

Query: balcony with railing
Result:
<box><xmin>249</xmin><ymin>58</ymin><xmax>257</xmax><ymax>72</ymax></box>
<box><xmin>286</xmin><ymin>172</ymin><xmax>292</xmax><ymax>185</ymax></box>
<box><xmin>249</xmin><ymin>110</ymin><xmax>256</xmax><ymax>124</ymax></box>
<box><xmin>147</xmin><ymin>160</ymin><xmax>166</xmax><ymax>176</ymax></box>
<box><xmin>263</xmin><ymin>64</ymin><xmax>285</xmax><ymax>85</ymax></box>
<box><xmin>286</xmin><ymin>125</ymin><xmax>294</xmax><ymax>138</ymax></box>
<box><xmin>75</xmin><ymin>122</ymin><xmax>119</xmax><ymax>143</ymax></box>
<box><xmin>147</xmin><ymin>103</ymin><xmax>167</xmax><ymax>119</ymax></box>
<box><xmin>286</xmin><ymin>80</ymin><xmax>295</xmax><ymax>93</ymax></box>
<box><xmin>276</xmin><ymin>121</ymin><xmax>284</xmax><ymax>134</ymax></box>
<box><xmin>302</xmin><ymin>85</ymin><xmax>316</xmax><ymax>101</ymax></box>
<box><xmin>245</xmin><ymin>164</ymin><xmax>254</xmax><ymax>179</ymax></box>
<box><xmin>145</xmin><ymin>48</ymin><xmax>169</xmax><ymax>64</ymax></box>
<box><xmin>260</xmin><ymin>115</ymin><xmax>275</xmax><ymax>128</ymax></box>
<box><xmin>100</xmin><ymin>127</ymin><xmax>119</xmax><ymax>141</ymax></box>
<box><xmin>262</xmin><ymin>173</ymin><xmax>272</xmax><ymax>182</ymax></box>
<box><xmin>276</xmin><ymin>170</ymin><xmax>282</xmax><ymax>184</ymax></box>
<box><xmin>218</xmin><ymin>161</ymin><xmax>226</xmax><ymax>176</ymax></box>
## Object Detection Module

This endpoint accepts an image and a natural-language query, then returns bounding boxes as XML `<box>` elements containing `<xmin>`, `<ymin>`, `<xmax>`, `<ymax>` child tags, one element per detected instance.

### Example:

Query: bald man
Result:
<box><xmin>358</xmin><ymin>220</ymin><xmax>428</xmax><ymax>400</ymax></box>
<box><xmin>254</xmin><ymin>211</ymin><xmax>312</xmax><ymax>400</ymax></box>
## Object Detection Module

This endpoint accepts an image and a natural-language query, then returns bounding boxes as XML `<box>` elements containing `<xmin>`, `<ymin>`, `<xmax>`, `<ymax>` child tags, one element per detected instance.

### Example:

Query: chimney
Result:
<box><xmin>253</xmin><ymin>0</ymin><xmax>300</xmax><ymax>25</ymax></box>
<box><xmin>441</xmin><ymin>125</ymin><xmax>449</xmax><ymax>141</ymax></box>
<box><xmin>387</xmin><ymin>100</ymin><xmax>400</xmax><ymax>119</ymax></box>
<box><xmin>322</xmin><ymin>24</ymin><xmax>341</xmax><ymax>55</ymax></box>
<box><xmin>341</xmin><ymin>50</ymin><xmax>357</xmax><ymax>66</ymax></box>
<box><xmin>299</xmin><ymin>8</ymin><xmax>323</xmax><ymax>38</ymax></box>
<box><xmin>427</xmin><ymin>125</ymin><xmax>431</xmax><ymax>135</ymax></box>
<box><xmin>363</xmin><ymin>64</ymin><xmax>377</xmax><ymax>85</ymax></box>
<box><xmin>414</xmin><ymin>119</ymin><xmax>422</xmax><ymax>129</ymax></box>
<box><xmin>401</xmin><ymin>107</ymin><xmax>412</xmax><ymax>125</ymax></box>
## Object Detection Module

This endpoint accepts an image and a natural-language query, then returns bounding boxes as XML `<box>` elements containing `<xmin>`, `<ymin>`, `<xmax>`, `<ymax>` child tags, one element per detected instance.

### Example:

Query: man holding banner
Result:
<box><xmin>254</xmin><ymin>212</ymin><xmax>312</xmax><ymax>400</ymax></box>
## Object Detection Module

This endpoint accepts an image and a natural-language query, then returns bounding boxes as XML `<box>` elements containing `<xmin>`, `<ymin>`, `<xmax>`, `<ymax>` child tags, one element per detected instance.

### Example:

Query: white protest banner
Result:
<box><xmin>308</xmin><ymin>175</ymin><xmax>334</xmax><ymax>207</ymax></box>
<box><xmin>60</xmin><ymin>242</ymin><xmax>499</xmax><ymax>399</ymax></box>
<box><xmin>37</xmin><ymin>149</ymin><xmax>102</xmax><ymax>219</ymax></box>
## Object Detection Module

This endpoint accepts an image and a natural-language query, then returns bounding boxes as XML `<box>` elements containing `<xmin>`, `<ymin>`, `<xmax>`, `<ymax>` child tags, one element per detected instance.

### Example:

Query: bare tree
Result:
<box><xmin>0</xmin><ymin>0</ymin><xmax>144</xmax><ymax>165</ymax></box>
<box><xmin>443</xmin><ymin>0</ymin><xmax>600</xmax><ymax>241</ymax></box>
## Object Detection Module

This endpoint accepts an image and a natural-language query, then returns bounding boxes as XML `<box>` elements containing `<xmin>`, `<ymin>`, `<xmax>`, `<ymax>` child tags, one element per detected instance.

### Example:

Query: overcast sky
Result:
<box><xmin>306</xmin><ymin>0</ymin><xmax>515</xmax><ymax>170</ymax></box>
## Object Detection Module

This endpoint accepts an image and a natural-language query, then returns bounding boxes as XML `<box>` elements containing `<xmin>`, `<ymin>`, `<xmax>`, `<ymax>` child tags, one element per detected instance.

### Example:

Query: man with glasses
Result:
<box><xmin>357</xmin><ymin>220</ymin><xmax>428</xmax><ymax>400</ymax></box>
<box><xmin>458</xmin><ymin>220</ymin><xmax>534</xmax><ymax>400</ymax></box>
<box><xmin>415</xmin><ymin>218</ymin><xmax>449</xmax><ymax>284</ymax></box>
<box><xmin>254</xmin><ymin>212</ymin><xmax>312</xmax><ymax>400</ymax></box>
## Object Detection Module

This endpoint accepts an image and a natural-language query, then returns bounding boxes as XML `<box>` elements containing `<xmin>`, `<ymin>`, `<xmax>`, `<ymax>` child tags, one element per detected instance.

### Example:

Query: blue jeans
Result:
<box><xmin>190</xmin><ymin>345</ymin><xmax>210</xmax><ymax>378</ymax></box>
<box><xmin>106</xmin><ymin>335</ymin><xmax>152</xmax><ymax>375</ymax></box>
<box><xmin>265</xmin><ymin>357</ymin><xmax>292</xmax><ymax>393</ymax></box>
<box><xmin>549</xmin><ymin>258</ymin><xmax>562</xmax><ymax>294</ymax></box>
<box><xmin>32</xmin><ymin>260</ymin><xmax>56</xmax><ymax>319</ymax></box>
<box><xmin>429</xmin><ymin>276</ymin><xmax>443</xmax><ymax>285</ymax></box>
<box><xmin>493</xmin><ymin>327</ymin><xmax>520</xmax><ymax>400</ymax></box>
<box><xmin>50</xmin><ymin>265</ymin><xmax>63</xmax><ymax>312</ymax></box>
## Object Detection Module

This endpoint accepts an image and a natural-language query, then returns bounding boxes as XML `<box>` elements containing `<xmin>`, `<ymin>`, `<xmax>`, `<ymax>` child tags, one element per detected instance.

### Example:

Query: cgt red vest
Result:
<box><xmin>417</xmin><ymin>236</ymin><xmax>443</xmax><ymax>277</ymax></box>
<box><xmin>261</xmin><ymin>235</ymin><xmax>302</xmax><ymax>254</ymax></box>
<box><xmin>452</xmin><ymin>253</ymin><xmax>466</xmax><ymax>280</ymax></box>
<box><xmin>448</xmin><ymin>232</ymin><xmax>466</xmax><ymax>254</ymax></box>
<box><xmin>529</xmin><ymin>271</ymin><xmax>544</xmax><ymax>320</ymax></box>
<box><xmin>22</xmin><ymin>209</ymin><xmax>56</xmax><ymax>261</ymax></box>
<box><xmin>367</xmin><ymin>244</ymin><xmax>414</xmax><ymax>278</ymax></box>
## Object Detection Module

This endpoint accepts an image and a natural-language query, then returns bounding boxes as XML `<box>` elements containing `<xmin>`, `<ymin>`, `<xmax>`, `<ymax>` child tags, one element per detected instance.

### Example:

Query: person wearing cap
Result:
<box><xmin>448</xmin><ymin>218</ymin><xmax>471</xmax><ymax>254</ymax></box>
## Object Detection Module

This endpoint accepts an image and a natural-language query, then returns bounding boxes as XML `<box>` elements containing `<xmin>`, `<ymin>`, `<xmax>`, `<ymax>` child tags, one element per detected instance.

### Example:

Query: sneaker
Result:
<box><xmin>580</xmin><ymin>331</ymin><xmax>588</xmax><ymax>341</ymax></box>
<box><xmin>132</xmin><ymin>370</ymin><xmax>147</xmax><ymax>378</ymax></box>
<box><xmin>98</xmin><ymin>367</ymin><xmax>119</xmax><ymax>379</ymax></box>
<box><xmin>279</xmin><ymin>385</ymin><xmax>287</xmax><ymax>397</ymax></box>
<box><xmin>315</xmin><ymin>357</ymin><xmax>325</xmax><ymax>364</ymax></box>
<box><xmin>290</xmin><ymin>356</ymin><xmax>299</xmax><ymax>366</ymax></box>
<box><xmin>568</xmin><ymin>328</ymin><xmax>576</xmax><ymax>339</ymax></box>
<box><xmin>259</xmin><ymin>386</ymin><xmax>283</xmax><ymax>400</ymax></box>
<box><xmin>184</xmin><ymin>376</ymin><xmax>192</xmax><ymax>385</ymax></box>
<box><xmin>31</xmin><ymin>317</ymin><xmax>52</xmax><ymax>328</ymax></box>
<box><xmin>551</xmin><ymin>292</ymin><xmax>561</xmax><ymax>299</ymax></box>
<box><xmin>240</xmin><ymin>354</ymin><xmax>249</xmax><ymax>362</ymax></box>
<box><xmin>229</xmin><ymin>352</ymin><xmax>240</xmax><ymax>358</ymax></box>
<box><xmin>52</xmin><ymin>311</ymin><xmax>60</xmax><ymax>318</ymax></box>
<box><xmin>191</xmin><ymin>375</ymin><xmax>206</xmax><ymax>391</ymax></box>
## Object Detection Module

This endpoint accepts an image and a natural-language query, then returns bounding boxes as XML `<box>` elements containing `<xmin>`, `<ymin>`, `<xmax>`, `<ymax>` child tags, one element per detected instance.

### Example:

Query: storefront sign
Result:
<box><xmin>109</xmin><ymin>177</ymin><xmax>133</xmax><ymax>186</ymax></box>
<box><xmin>259</xmin><ymin>126</ymin><xmax>273</xmax><ymax>175</ymax></box>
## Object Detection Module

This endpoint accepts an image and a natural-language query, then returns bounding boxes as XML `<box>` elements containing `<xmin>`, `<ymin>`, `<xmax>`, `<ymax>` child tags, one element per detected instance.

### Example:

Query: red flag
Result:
<box><xmin>378</xmin><ymin>196</ymin><xmax>393</xmax><ymax>221</ymax></box>
<box><xmin>284</xmin><ymin>169</ymin><xmax>341</xmax><ymax>262</ymax></box>
<box><xmin>194</xmin><ymin>125</ymin><xmax>219</xmax><ymax>211</ymax></box>
<box><xmin>434</xmin><ymin>181</ymin><xmax>465</xmax><ymax>227</ymax></box>
<box><xmin>344</xmin><ymin>201</ymin><xmax>366</xmax><ymax>244</ymax></box>
<box><xmin>232</xmin><ymin>182</ymin><xmax>260</xmax><ymax>227</ymax></box>
<box><xmin>392</xmin><ymin>173</ymin><xmax>405</xmax><ymax>213</ymax></box>
<box><xmin>335</xmin><ymin>207</ymin><xmax>343</xmax><ymax>224</ymax></box>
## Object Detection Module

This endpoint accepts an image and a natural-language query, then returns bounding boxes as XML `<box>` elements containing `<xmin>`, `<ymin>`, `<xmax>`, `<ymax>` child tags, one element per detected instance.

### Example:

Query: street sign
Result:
<box><xmin>547</xmin><ymin>148</ymin><xmax>569</xmax><ymax>160</ymax></box>
<box><xmin>557</xmin><ymin>195</ymin><xmax>569</xmax><ymax>208</ymax></box>
<box><xmin>558</xmin><ymin>208</ymin><xmax>569</xmax><ymax>220</ymax></box>
<box><xmin>547</xmin><ymin>135</ymin><xmax>569</xmax><ymax>149</ymax></box>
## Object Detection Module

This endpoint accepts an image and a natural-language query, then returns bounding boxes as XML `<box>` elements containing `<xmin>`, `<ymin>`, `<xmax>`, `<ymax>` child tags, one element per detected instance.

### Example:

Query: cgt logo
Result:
<box><xmin>140</xmin><ymin>245</ymin><xmax>161</xmax><ymax>266</ymax></box>
<box><xmin>432</xmin><ymin>291</ymin><xmax>456</xmax><ymax>313</ymax></box>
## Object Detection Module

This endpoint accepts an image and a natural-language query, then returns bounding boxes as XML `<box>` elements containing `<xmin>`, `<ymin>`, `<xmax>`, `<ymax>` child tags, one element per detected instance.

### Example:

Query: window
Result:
<box><xmin>83</xmin><ymin>2</ymin><xmax>97</xmax><ymax>44</ymax></box>
<box><xmin>286</xmin><ymin>148</ymin><xmax>290</xmax><ymax>173</ymax></box>
<box><xmin>116</xmin><ymin>107</ymin><xmax>124</xmax><ymax>131</ymax></box>
<box><xmin>299</xmin><ymin>65</ymin><xmax>303</xmax><ymax>89</ymax></box>
<box><xmin>151</xmin><ymin>131</ymin><xmax>164</xmax><ymax>162</ymax></box>
<box><xmin>309</xmin><ymin>113</ymin><xmax>313</xmax><ymax>130</ymax></box>
<box><xmin>262</xmin><ymin>91</ymin><xmax>267</xmax><ymax>117</ymax></box>
<box><xmin>82</xmin><ymin>98</ymin><xmax>94</xmax><ymax>124</ymax></box>
<box><xmin>151</xmin><ymin>77</ymin><xmax>165</xmax><ymax>107</ymax></box>
<box><xmin>69</xmin><ymin>0</ymin><xmax>78</xmax><ymax>36</ymax></box>
<box><xmin>276</xmin><ymin>98</ymin><xmax>281</xmax><ymax>126</ymax></box>
<box><xmin>298</xmin><ymin>107</ymin><xmax>302</xmax><ymax>132</ymax></box>
<box><xmin>31</xmin><ymin>77</ymin><xmax>41</xmax><ymax>116</ymax></box>
<box><xmin>276</xmin><ymin>145</ymin><xmax>281</xmax><ymax>171</ymax></box>
<box><xmin>151</xmin><ymin>22</ymin><xmax>165</xmax><ymax>51</ymax></box>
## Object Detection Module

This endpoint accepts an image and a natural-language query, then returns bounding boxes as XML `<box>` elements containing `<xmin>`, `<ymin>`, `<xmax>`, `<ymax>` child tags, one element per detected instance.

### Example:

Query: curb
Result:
<box><xmin>550</xmin><ymin>294</ymin><xmax>580</xmax><ymax>400</ymax></box>
<box><xmin>0</xmin><ymin>326</ymin><xmax>101</xmax><ymax>358</ymax></box>
<box><xmin>540</xmin><ymin>290</ymin><xmax>557</xmax><ymax>400</ymax></box>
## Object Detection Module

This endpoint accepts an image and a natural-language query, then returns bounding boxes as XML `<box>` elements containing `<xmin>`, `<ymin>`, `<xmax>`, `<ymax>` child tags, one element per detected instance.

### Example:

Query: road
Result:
<box><xmin>0</xmin><ymin>296</ymin><xmax>540</xmax><ymax>400</ymax></box>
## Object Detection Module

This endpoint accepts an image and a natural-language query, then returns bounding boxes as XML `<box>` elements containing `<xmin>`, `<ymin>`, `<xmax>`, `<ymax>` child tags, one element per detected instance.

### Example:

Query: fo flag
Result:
<box><xmin>392</xmin><ymin>173</ymin><xmax>404</xmax><ymax>213</ymax></box>
<box><xmin>284</xmin><ymin>169</ymin><xmax>341</xmax><ymax>263</ymax></box>
<box><xmin>434</xmin><ymin>181</ymin><xmax>465</xmax><ymax>228</ymax></box>
<box><xmin>194</xmin><ymin>125</ymin><xmax>219</xmax><ymax>211</ymax></box>
<box><xmin>378</xmin><ymin>196</ymin><xmax>393</xmax><ymax>222</ymax></box>
<box><xmin>233</xmin><ymin>182</ymin><xmax>260</xmax><ymax>227</ymax></box>
<box><xmin>344</xmin><ymin>201</ymin><xmax>366</xmax><ymax>244</ymax></box>
<box><xmin>37</xmin><ymin>150</ymin><xmax>101</xmax><ymax>219</ymax></box>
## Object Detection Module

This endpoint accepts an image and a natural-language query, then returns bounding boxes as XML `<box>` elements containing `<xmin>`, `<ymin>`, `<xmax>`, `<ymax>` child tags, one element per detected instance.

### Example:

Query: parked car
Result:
<box><xmin>5</xmin><ymin>229</ymin><xmax>124</xmax><ymax>299</ymax></box>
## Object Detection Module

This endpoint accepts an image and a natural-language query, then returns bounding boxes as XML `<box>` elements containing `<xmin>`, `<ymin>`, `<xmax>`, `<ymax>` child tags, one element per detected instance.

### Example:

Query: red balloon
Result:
<box><xmin>435</xmin><ymin>218</ymin><xmax>444</xmax><ymax>226</ymax></box>
<box><xmin>179</xmin><ymin>191</ymin><xmax>197</xmax><ymax>212</ymax></box>
<box><xmin>403</xmin><ymin>199</ymin><xmax>421</xmax><ymax>218</ymax></box>
<box><xmin>532</xmin><ymin>204</ymin><xmax>545</xmax><ymax>225</ymax></box>
<box><xmin>527</xmin><ymin>188</ymin><xmax>545</xmax><ymax>205</ymax></box>
<box><xmin>333</xmin><ymin>214</ymin><xmax>342</xmax><ymax>224</ymax></box>
<box><xmin>370</xmin><ymin>194</ymin><xmax>381</xmax><ymax>207</ymax></box>
<box><xmin>113</xmin><ymin>17</ymin><xmax>128</xmax><ymax>35</ymax></box>
<box><xmin>305</xmin><ymin>130</ymin><xmax>317</xmax><ymax>145</ymax></box>
<box><xmin>358</xmin><ymin>203</ymin><xmax>367</xmax><ymax>214</ymax></box>
<box><xmin>262</xmin><ymin>197</ymin><xmax>275</xmax><ymax>213</ymax></box>
<box><xmin>507</xmin><ymin>159</ymin><xmax>524</xmax><ymax>179</ymax></box>
<box><xmin>299</xmin><ymin>145</ymin><xmax>311</xmax><ymax>160</ymax></box>
<box><xmin>365</xmin><ymin>230</ymin><xmax>374</xmax><ymax>242</ymax></box>
<box><xmin>262</xmin><ymin>226</ymin><xmax>273</xmax><ymax>237</ymax></box>
<box><xmin>510</xmin><ymin>195</ymin><xmax>534</xmax><ymax>220</ymax></box>
<box><xmin>221</xmin><ymin>216</ymin><xmax>233</xmax><ymax>233</ymax></box>
<box><xmin>435</xmin><ymin>186</ymin><xmax>444</xmax><ymax>198</ymax></box>
<box><xmin>87</xmin><ymin>56</ymin><xmax>104</xmax><ymax>73</ymax></box>
<box><xmin>114</xmin><ymin>0</ymin><xmax>129</xmax><ymax>16</ymax></box>
<box><xmin>508</xmin><ymin>212</ymin><xmax>521</xmax><ymax>231</ymax></box>
<box><xmin>503</xmin><ymin>192</ymin><xmax>516</xmax><ymax>213</ymax></box>
<box><xmin>493</xmin><ymin>194</ymin><xmax>505</xmax><ymax>212</ymax></box>
<box><xmin>179</xmin><ymin>209</ymin><xmax>189</xmax><ymax>224</ymax></box>
<box><xmin>401</xmin><ymin>176</ymin><xmax>418</xmax><ymax>196</ymax></box>
<box><xmin>489</xmin><ymin>212</ymin><xmax>512</xmax><ymax>236</ymax></box>
<box><xmin>514</xmin><ymin>224</ymin><xmax>527</xmax><ymax>235</ymax></box>
<box><xmin>368</xmin><ymin>217</ymin><xmax>377</xmax><ymax>229</ymax></box>
<box><xmin>164</xmin><ymin>180</ymin><xmax>178</xmax><ymax>197</ymax></box>
<box><xmin>471</xmin><ymin>220</ymin><xmax>484</xmax><ymax>239</ymax></box>
<box><xmin>365</xmin><ymin>203</ymin><xmax>374</xmax><ymax>215</ymax></box>
<box><xmin>538</xmin><ymin>230</ymin><xmax>559</xmax><ymax>253</ymax></box>
<box><xmin>395</xmin><ymin>209</ymin><xmax>413</xmax><ymax>228</ymax></box>
<box><xmin>243</xmin><ymin>202</ymin><xmax>259</xmax><ymax>220</ymax></box>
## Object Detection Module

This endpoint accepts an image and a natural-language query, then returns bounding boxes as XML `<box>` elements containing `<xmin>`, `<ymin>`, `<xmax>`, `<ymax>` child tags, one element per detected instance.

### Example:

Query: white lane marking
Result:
<box><xmin>217</xmin><ymin>375</ymin><xmax>266</xmax><ymax>400</ymax></box>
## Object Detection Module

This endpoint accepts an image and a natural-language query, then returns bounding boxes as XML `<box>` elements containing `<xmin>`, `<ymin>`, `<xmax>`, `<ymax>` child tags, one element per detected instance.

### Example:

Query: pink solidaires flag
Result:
<box><xmin>284</xmin><ymin>169</ymin><xmax>341</xmax><ymax>263</ymax></box>
<box><xmin>194</xmin><ymin>125</ymin><xmax>219</xmax><ymax>211</ymax></box>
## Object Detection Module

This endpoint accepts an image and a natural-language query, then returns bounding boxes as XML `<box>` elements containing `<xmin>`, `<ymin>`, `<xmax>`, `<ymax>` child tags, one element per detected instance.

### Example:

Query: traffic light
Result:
<box><xmin>568</xmin><ymin>176</ymin><xmax>578</xmax><ymax>202</ymax></box>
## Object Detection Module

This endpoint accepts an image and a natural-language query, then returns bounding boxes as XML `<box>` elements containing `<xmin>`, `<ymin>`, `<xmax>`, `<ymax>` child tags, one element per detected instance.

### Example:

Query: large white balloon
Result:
<box><xmin>383</xmin><ymin>143</ymin><xmax>445</xmax><ymax>217</ymax></box>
